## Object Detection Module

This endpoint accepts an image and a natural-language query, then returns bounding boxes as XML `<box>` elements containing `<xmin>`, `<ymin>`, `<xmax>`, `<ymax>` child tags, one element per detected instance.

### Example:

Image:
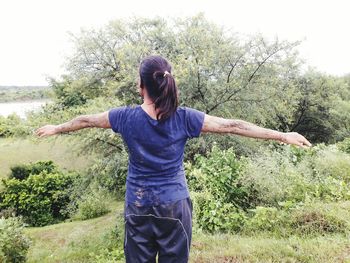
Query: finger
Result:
<box><xmin>37</xmin><ymin>130</ymin><xmax>46</xmax><ymax>137</ymax></box>
<box><xmin>299</xmin><ymin>141</ymin><xmax>310</xmax><ymax>149</ymax></box>
<box><xmin>300</xmin><ymin>144</ymin><xmax>309</xmax><ymax>149</ymax></box>
<box><xmin>39</xmin><ymin>133</ymin><xmax>48</xmax><ymax>138</ymax></box>
<box><xmin>304</xmin><ymin>138</ymin><xmax>312</xmax><ymax>147</ymax></box>
<box><xmin>297</xmin><ymin>134</ymin><xmax>312</xmax><ymax>147</ymax></box>
<box><xmin>35</xmin><ymin>128</ymin><xmax>43</xmax><ymax>135</ymax></box>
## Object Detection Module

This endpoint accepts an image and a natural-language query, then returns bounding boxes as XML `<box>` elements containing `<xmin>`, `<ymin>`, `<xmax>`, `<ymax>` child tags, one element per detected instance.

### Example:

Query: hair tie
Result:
<box><xmin>163</xmin><ymin>71</ymin><xmax>170</xmax><ymax>77</ymax></box>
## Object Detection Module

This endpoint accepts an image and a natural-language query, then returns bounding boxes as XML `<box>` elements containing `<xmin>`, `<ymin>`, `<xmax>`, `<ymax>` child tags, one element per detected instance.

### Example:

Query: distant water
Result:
<box><xmin>0</xmin><ymin>100</ymin><xmax>51</xmax><ymax>118</ymax></box>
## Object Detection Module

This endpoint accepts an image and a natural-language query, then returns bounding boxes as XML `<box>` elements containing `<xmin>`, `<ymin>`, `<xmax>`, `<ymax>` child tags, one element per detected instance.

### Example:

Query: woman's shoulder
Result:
<box><xmin>177</xmin><ymin>106</ymin><xmax>205</xmax><ymax>115</ymax></box>
<box><xmin>109</xmin><ymin>104</ymin><xmax>140</xmax><ymax>113</ymax></box>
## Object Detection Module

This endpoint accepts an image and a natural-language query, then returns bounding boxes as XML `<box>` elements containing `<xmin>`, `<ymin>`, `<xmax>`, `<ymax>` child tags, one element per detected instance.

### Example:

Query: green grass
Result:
<box><xmin>0</xmin><ymin>136</ymin><xmax>93</xmax><ymax>179</ymax></box>
<box><xmin>23</xmin><ymin>200</ymin><xmax>350</xmax><ymax>263</ymax></box>
<box><xmin>190</xmin><ymin>233</ymin><xmax>350</xmax><ymax>263</ymax></box>
<box><xmin>25</xmin><ymin>200</ymin><xmax>124</xmax><ymax>263</ymax></box>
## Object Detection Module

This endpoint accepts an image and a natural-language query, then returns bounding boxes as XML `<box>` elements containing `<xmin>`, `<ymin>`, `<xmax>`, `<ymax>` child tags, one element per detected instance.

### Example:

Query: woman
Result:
<box><xmin>36</xmin><ymin>55</ymin><xmax>311</xmax><ymax>263</ymax></box>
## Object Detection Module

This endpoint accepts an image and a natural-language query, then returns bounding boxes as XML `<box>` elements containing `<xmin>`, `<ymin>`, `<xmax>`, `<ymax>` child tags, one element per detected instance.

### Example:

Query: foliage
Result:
<box><xmin>337</xmin><ymin>137</ymin><xmax>350</xmax><ymax>154</ymax></box>
<box><xmin>186</xmin><ymin>146</ymin><xmax>250</xmax><ymax>233</ymax></box>
<box><xmin>244</xmin><ymin>201</ymin><xmax>350</xmax><ymax>237</ymax></box>
<box><xmin>0</xmin><ymin>216</ymin><xmax>31</xmax><ymax>263</ymax></box>
<box><xmin>73</xmin><ymin>184</ymin><xmax>111</xmax><ymax>220</ymax></box>
<box><xmin>0</xmin><ymin>161</ymin><xmax>79</xmax><ymax>226</ymax></box>
<box><xmin>239</xmin><ymin>144</ymin><xmax>350</xmax><ymax>207</ymax></box>
<box><xmin>187</xmin><ymin>143</ymin><xmax>350</xmax><ymax>234</ymax></box>
<box><xmin>187</xmin><ymin>146</ymin><xmax>249</xmax><ymax>208</ymax></box>
<box><xmin>50</xmin><ymin>76</ymin><xmax>105</xmax><ymax>108</ymax></box>
<box><xmin>0</xmin><ymin>86</ymin><xmax>51</xmax><ymax>103</ymax></box>
<box><xmin>282</xmin><ymin>72</ymin><xmax>350</xmax><ymax>143</ymax></box>
<box><xmin>192</xmin><ymin>192</ymin><xmax>247</xmax><ymax>233</ymax></box>
<box><xmin>0</xmin><ymin>114</ymin><xmax>29</xmax><ymax>138</ymax></box>
<box><xmin>9</xmin><ymin>160</ymin><xmax>59</xmax><ymax>180</ymax></box>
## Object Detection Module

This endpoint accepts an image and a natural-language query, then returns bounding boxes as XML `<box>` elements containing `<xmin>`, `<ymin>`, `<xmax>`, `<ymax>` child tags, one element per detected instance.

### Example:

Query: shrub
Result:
<box><xmin>0</xmin><ymin>208</ymin><xmax>16</xmax><ymax>219</ymax></box>
<box><xmin>85</xmin><ymin>154</ymin><xmax>127</xmax><ymax>196</ymax></box>
<box><xmin>188</xmin><ymin>144</ymin><xmax>350</xmax><ymax>234</ymax></box>
<box><xmin>186</xmin><ymin>146</ymin><xmax>250</xmax><ymax>209</ymax></box>
<box><xmin>243</xmin><ymin>202</ymin><xmax>350</xmax><ymax>237</ymax></box>
<box><xmin>191</xmin><ymin>192</ymin><xmax>247</xmax><ymax>233</ymax></box>
<box><xmin>0</xmin><ymin>170</ymin><xmax>79</xmax><ymax>226</ymax></box>
<box><xmin>244</xmin><ymin>206</ymin><xmax>290</xmax><ymax>235</ymax></box>
<box><xmin>0</xmin><ymin>217</ymin><xmax>31</xmax><ymax>263</ymax></box>
<box><xmin>73</xmin><ymin>185</ymin><xmax>111</xmax><ymax>220</ymax></box>
<box><xmin>313</xmin><ymin>145</ymin><xmax>350</xmax><ymax>183</ymax></box>
<box><xmin>239</xmin><ymin>145</ymin><xmax>350</xmax><ymax>206</ymax></box>
<box><xmin>290</xmin><ymin>202</ymin><xmax>349</xmax><ymax>235</ymax></box>
<box><xmin>9</xmin><ymin>160</ymin><xmax>59</xmax><ymax>180</ymax></box>
<box><xmin>0</xmin><ymin>114</ymin><xmax>29</xmax><ymax>138</ymax></box>
<box><xmin>337</xmin><ymin>137</ymin><xmax>350</xmax><ymax>154</ymax></box>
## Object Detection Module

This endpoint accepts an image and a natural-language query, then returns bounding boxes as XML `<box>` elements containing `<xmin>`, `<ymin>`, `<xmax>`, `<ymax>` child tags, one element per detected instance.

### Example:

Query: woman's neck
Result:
<box><xmin>141</xmin><ymin>100</ymin><xmax>158</xmax><ymax>120</ymax></box>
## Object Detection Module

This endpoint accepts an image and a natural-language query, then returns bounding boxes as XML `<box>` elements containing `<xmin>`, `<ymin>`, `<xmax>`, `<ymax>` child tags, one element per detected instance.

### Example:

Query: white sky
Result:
<box><xmin>0</xmin><ymin>0</ymin><xmax>349</xmax><ymax>86</ymax></box>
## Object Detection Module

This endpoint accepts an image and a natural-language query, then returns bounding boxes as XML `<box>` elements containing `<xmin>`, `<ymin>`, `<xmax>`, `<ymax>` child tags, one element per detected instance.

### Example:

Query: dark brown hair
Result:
<box><xmin>139</xmin><ymin>55</ymin><xmax>178</xmax><ymax>121</ymax></box>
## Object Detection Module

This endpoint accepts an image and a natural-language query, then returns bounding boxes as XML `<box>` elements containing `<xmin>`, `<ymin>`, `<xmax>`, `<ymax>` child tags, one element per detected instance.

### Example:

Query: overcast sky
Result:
<box><xmin>0</xmin><ymin>0</ymin><xmax>349</xmax><ymax>86</ymax></box>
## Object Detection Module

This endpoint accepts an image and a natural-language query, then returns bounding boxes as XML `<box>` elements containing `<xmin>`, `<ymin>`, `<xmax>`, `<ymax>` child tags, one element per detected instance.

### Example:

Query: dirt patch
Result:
<box><xmin>193</xmin><ymin>256</ymin><xmax>240</xmax><ymax>263</ymax></box>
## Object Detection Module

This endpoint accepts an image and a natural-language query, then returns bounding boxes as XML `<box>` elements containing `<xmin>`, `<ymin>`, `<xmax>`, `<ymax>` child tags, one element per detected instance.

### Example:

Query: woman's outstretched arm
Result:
<box><xmin>202</xmin><ymin>114</ymin><xmax>312</xmax><ymax>148</ymax></box>
<box><xmin>35</xmin><ymin>111</ymin><xmax>110</xmax><ymax>138</ymax></box>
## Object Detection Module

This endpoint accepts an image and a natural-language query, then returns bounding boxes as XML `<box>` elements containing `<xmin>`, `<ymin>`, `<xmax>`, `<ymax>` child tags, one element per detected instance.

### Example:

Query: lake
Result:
<box><xmin>0</xmin><ymin>100</ymin><xmax>51</xmax><ymax>118</ymax></box>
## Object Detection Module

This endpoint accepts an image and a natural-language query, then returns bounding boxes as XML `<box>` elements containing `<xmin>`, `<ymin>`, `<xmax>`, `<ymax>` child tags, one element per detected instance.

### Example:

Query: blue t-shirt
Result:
<box><xmin>108</xmin><ymin>105</ymin><xmax>205</xmax><ymax>207</ymax></box>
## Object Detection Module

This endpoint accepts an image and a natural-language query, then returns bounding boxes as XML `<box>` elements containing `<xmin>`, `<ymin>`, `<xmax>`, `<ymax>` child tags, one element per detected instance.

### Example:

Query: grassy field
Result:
<box><xmin>0</xmin><ymin>136</ymin><xmax>93</xmax><ymax>179</ymax></box>
<box><xmin>24</xmin><ymin>199</ymin><xmax>350</xmax><ymax>263</ymax></box>
<box><xmin>4</xmin><ymin>137</ymin><xmax>350</xmax><ymax>262</ymax></box>
<box><xmin>191</xmin><ymin>233</ymin><xmax>350</xmax><ymax>262</ymax></box>
<box><xmin>25</xmin><ymin>200</ymin><xmax>124</xmax><ymax>263</ymax></box>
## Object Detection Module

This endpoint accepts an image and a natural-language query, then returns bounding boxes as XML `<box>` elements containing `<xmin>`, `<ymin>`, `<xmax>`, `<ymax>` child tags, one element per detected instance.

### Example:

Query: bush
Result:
<box><xmin>337</xmin><ymin>137</ymin><xmax>350</xmax><ymax>154</ymax></box>
<box><xmin>188</xmin><ymin>144</ymin><xmax>350</xmax><ymax>234</ymax></box>
<box><xmin>85</xmin><ymin>153</ymin><xmax>127</xmax><ymax>196</ymax></box>
<box><xmin>0</xmin><ymin>217</ymin><xmax>31</xmax><ymax>263</ymax></box>
<box><xmin>291</xmin><ymin>208</ymin><xmax>347</xmax><ymax>235</ymax></box>
<box><xmin>73</xmin><ymin>185</ymin><xmax>111</xmax><ymax>220</ymax></box>
<box><xmin>0</xmin><ymin>208</ymin><xmax>16</xmax><ymax>219</ymax></box>
<box><xmin>192</xmin><ymin>192</ymin><xmax>247</xmax><ymax>233</ymax></box>
<box><xmin>9</xmin><ymin>160</ymin><xmax>59</xmax><ymax>180</ymax></box>
<box><xmin>0</xmin><ymin>114</ymin><xmax>29</xmax><ymax>138</ymax></box>
<box><xmin>186</xmin><ymin>146</ymin><xmax>249</xmax><ymax>209</ymax></box>
<box><xmin>0</xmin><ymin>167</ymin><xmax>79</xmax><ymax>226</ymax></box>
<box><xmin>239</xmin><ymin>145</ymin><xmax>350</xmax><ymax>206</ymax></box>
<box><xmin>243</xmin><ymin>202</ymin><xmax>350</xmax><ymax>237</ymax></box>
<box><xmin>313</xmin><ymin>145</ymin><xmax>350</xmax><ymax>183</ymax></box>
<box><xmin>244</xmin><ymin>206</ymin><xmax>290</xmax><ymax>234</ymax></box>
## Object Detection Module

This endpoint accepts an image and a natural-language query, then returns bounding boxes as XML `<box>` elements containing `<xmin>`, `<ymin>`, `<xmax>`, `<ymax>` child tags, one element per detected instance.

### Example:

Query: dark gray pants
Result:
<box><xmin>124</xmin><ymin>197</ymin><xmax>193</xmax><ymax>263</ymax></box>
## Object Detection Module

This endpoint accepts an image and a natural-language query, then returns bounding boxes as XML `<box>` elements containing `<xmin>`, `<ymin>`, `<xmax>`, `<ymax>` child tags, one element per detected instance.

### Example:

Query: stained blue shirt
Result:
<box><xmin>108</xmin><ymin>105</ymin><xmax>205</xmax><ymax>207</ymax></box>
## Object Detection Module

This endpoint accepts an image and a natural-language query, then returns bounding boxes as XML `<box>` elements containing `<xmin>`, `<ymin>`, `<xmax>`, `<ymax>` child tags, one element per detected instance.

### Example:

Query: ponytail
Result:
<box><xmin>152</xmin><ymin>71</ymin><xmax>178</xmax><ymax>121</ymax></box>
<box><xmin>139</xmin><ymin>55</ymin><xmax>179</xmax><ymax>121</ymax></box>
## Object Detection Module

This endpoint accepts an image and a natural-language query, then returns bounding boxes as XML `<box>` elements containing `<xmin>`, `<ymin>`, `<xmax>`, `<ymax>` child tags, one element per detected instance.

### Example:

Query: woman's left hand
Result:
<box><xmin>35</xmin><ymin>125</ymin><xmax>58</xmax><ymax>138</ymax></box>
<box><xmin>280</xmin><ymin>132</ymin><xmax>312</xmax><ymax>148</ymax></box>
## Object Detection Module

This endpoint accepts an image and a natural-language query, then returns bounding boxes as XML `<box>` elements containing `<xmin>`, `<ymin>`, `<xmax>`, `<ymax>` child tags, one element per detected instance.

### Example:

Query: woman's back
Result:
<box><xmin>108</xmin><ymin>105</ymin><xmax>204</xmax><ymax>206</ymax></box>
